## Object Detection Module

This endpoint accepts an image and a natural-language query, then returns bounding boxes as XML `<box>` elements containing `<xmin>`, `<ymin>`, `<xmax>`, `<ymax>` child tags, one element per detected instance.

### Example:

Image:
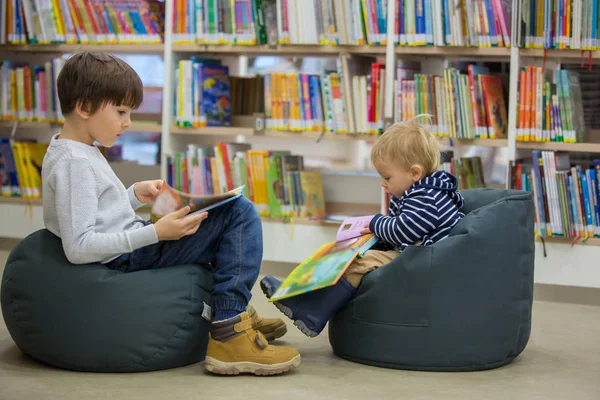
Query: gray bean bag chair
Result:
<box><xmin>328</xmin><ymin>189</ymin><xmax>534</xmax><ymax>371</ymax></box>
<box><xmin>1</xmin><ymin>229</ymin><xmax>212</xmax><ymax>372</ymax></box>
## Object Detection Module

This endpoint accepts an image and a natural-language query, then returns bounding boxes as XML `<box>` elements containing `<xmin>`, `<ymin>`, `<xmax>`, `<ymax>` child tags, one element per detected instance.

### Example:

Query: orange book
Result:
<box><xmin>517</xmin><ymin>68</ymin><xmax>526</xmax><ymax>141</ymax></box>
<box><xmin>480</xmin><ymin>75</ymin><xmax>508</xmax><ymax>139</ymax></box>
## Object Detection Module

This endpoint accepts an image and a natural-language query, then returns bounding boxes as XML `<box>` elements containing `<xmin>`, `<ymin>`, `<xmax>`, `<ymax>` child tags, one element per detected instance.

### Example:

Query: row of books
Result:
<box><xmin>395</xmin><ymin>61</ymin><xmax>508</xmax><ymax>139</ymax></box>
<box><xmin>174</xmin><ymin>55</ymin><xmax>509</xmax><ymax>139</ymax></box>
<box><xmin>517</xmin><ymin>0</ymin><xmax>600</xmax><ymax>50</ymax></box>
<box><xmin>166</xmin><ymin>143</ymin><xmax>326</xmax><ymax>218</ymax></box>
<box><xmin>0</xmin><ymin>139</ymin><xmax>47</xmax><ymax>199</ymax></box>
<box><xmin>512</xmin><ymin>151</ymin><xmax>600</xmax><ymax>239</ymax></box>
<box><xmin>440</xmin><ymin>156</ymin><xmax>487</xmax><ymax>189</ymax></box>
<box><xmin>516</xmin><ymin>67</ymin><xmax>586</xmax><ymax>143</ymax></box>
<box><xmin>172</xmin><ymin>0</ymin><xmax>512</xmax><ymax>48</ymax></box>
<box><xmin>0</xmin><ymin>59</ymin><xmax>66</xmax><ymax>123</ymax></box>
<box><xmin>0</xmin><ymin>0</ymin><xmax>165</xmax><ymax>45</ymax></box>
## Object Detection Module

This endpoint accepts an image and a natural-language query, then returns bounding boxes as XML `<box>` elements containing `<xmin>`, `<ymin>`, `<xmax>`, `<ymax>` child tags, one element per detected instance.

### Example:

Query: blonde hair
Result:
<box><xmin>371</xmin><ymin>116</ymin><xmax>440</xmax><ymax>175</ymax></box>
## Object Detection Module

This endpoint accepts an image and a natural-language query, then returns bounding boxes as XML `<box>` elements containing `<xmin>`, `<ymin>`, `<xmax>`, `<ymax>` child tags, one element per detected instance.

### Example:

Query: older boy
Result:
<box><xmin>42</xmin><ymin>52</ymin><xmax>299</xmax><ymax>375</ymax></box>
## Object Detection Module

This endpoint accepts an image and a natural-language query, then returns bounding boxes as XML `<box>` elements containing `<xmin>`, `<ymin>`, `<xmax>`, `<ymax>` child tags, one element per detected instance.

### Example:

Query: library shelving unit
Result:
<box><xmin>1</xmin><ymin>0</ymin><xmax>600</xmax><ymax>289</ymax></box>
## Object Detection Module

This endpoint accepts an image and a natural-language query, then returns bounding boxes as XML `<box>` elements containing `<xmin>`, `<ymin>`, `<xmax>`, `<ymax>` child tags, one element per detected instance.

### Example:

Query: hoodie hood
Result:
<box><xmin>413</xmin><ymin>170</ymin><xmax>459</xmax><ymax>191</ymax></box>
<box><xmin>408</xmin><ymin>170</ymin><xmax>464</xmax><ymax>209</ymax></box>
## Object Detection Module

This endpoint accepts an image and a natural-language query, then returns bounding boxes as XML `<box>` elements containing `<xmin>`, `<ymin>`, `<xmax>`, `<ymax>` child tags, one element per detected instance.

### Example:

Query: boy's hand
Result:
<box><xmin>134</xmin><ymin>180</ymin><xmax>164</xmax><ymax>204</ymax></box>
<box><xmin>360</xmin><ymin>222</ymin><xmax>372</xmax><ymax>235</ymax></box>
<box><xmin>154</xmin><ymin>206</ymin><xmax>208</xmax><ymax>241</ymax></box>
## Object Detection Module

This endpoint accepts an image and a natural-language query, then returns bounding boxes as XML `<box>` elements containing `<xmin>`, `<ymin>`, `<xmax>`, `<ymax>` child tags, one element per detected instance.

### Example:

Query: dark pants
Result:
<box><xmin>106</xmin><ymin>197</ymin><xmax>263</xmax><ymax>321</ymax></box>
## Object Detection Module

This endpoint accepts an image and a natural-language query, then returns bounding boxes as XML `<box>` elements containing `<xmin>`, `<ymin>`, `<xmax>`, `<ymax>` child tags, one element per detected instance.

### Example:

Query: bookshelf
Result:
<box><xmin>173</xmin><ymin>44</ymin><xmax>387</xmax><ymax>55</ymax></box>
<box><xmin>520</xmin><ymin>49</ymin><xmax>600</xmax><ymax>60</ymax></box>
<box><xmin>1</xmin><ymin>0</ymin><xmax>600</xmax><ymax>289</ymax></box>
<box><xmin>0</xmin><ymin>120</ymin><xmax>162</xmax><ymax>133</ymax></box>
<box><xmin>0</xmin><ymin>44</ymin><xmax>165</xmax><ymax>54</ymax></box>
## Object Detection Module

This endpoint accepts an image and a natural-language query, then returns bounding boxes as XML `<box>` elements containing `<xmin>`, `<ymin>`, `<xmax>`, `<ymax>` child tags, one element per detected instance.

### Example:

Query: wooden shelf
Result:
<box><xmin>173</xmin><ymin>44</ymin><xmax>386</xmax><ymax>55</ymax></box>
<box><xmin>538</xmin><ymin>236</ymin><xmax>600</xmax><ymax>247</ymax></box>
<box><xmin>439</xmin><ymin>137</ymin><xmax>508</xmax><ymax>148</ymax></box>
<box><xmin>0</xmin><ymin>44</ymin><xmax>164</xmax><ymax>54</ymax></box>
<box><xmin>520</xmin><ymin>48</ymin><xmax>600</xmax><ymax>60</ymax></box>
<box><xmin>0</xmin><ymin>120</ymin><xmax>61</xmax><ymax>130</ymax></box>
<box><xmin>262</xmin><ymin>130</ymin><xmax>379</xmax><ymax>141</ymax></box>
<box><xmin>0</xmin><ymin>120</ymin><xmax>162</xmax><ymax>133</ymax></box>
<box><xmin>170</xmin><ymin>126</ymin><xmax>254</xmax><ymax>136</ymax></box>
<box><xmin>516</xmin><ymin>141</ymin><xmax>600</xmax><ymax>153</ymax></box>
<box><xmin>396</xmin><ymin>46</ymin><xmax>510</xmax><ymax>57</ymax></box>
<box><xmin>0</xmin><ymin>197</ymin><xmax>43</xmax><ymax>206</ymax></box>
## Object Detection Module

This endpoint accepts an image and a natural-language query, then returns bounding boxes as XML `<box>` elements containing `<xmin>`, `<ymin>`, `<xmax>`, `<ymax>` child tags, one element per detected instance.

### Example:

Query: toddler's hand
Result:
<box><xmin>360</xmin><ymin>222</ymin><xmax>371</xmax><ymax>235</ymax></box>
<box><xmin>154</xmin><ymin>206</ymin><xmax>208</xmax><ymax>241</ymax></box>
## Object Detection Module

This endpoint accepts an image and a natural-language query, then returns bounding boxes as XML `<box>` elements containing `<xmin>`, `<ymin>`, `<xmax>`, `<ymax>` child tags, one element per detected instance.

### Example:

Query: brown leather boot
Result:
<box><xmin>247</xmin><ymin>305</ymin><xmax>288</xmax><ymax>342</ymax></box>
<box><xmin>205</xmin><ymin>312</ymin><xmax>301</xmax><ymax>376</ymax></box>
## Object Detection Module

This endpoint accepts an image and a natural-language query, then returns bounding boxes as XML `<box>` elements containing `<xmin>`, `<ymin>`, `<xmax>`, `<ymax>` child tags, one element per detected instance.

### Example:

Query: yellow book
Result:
<box><xmin>209</xmin><ymin>157</ymin><xmax>221</xmax><ymax>194</ymax></box>
<box><xmin>289</xmin><ymin>73</ymin><xmax>302</xmax><ymax>131</ymax></box>
<box><xmin>360</xmin><ymin>0</ymin><xmax>371</xmax><ymax>44</ymax></box>
<box><xmin>16</xmin><ymin>68</ymin><xmax>25</xmax><ymax>121</ymax></box>
<box><xmin>51</xmin><ymin>0</ymin><xmax>67</xmax><ymax>42</ymax></box>
<box><xmin>22</xmin><ymin>143</ymin><xmax>44</xmax><ymax>198</ymax></box>
<box><xmin>299</xmin><ymin>171</ymin><xmax>325</xmax><ymax>218</ymax></box>
<box><xmin>11</xmin><ymin>142</ymin><xmax>31</xmax><ymax>198</ymax></box>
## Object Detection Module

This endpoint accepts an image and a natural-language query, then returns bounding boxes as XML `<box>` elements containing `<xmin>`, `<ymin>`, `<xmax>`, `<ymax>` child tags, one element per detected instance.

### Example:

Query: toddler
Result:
<box><xmin>261</xmin><ymin>118</ymin><xmax>465</xmax><ymax>337</ymax></box>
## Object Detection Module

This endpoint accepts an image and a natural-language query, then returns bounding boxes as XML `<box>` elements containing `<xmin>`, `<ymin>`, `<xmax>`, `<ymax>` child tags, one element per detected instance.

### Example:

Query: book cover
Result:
<box><xmin>269</xmin><ymin>232</ymin><xmax>379</xmax><ymax>302</ymax></box>
<box><xmin>201</xmin><ymin>64</ymin><xmax>231</xmax><ymax>127</ymax></box>
<box><xmin>150</xmin><ymin>183</ymin><xmax>244</xmax><ymax>223</ymax></box>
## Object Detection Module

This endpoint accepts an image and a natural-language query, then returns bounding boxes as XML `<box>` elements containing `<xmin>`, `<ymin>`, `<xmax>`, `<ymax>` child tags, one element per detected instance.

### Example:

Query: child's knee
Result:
<box><xmin>234</xmin><ymin>196</ymin><xmax>258</xmax><ymax>217</ymax></box>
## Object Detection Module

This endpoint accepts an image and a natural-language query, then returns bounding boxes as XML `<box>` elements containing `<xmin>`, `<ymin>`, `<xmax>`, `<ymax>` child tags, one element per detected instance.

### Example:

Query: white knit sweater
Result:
<box><xmin>42</xmin><ymin>134</ymin><xmax>158</xmax><ymax>264</ymax></box>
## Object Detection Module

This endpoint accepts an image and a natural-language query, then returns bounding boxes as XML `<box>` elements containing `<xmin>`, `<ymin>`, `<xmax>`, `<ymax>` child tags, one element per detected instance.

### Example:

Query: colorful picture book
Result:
<box><xmin>269</xmin><ymin>217</ymin><xmax>379</xmax><ymax>302</ymax></box>
<box><xmin>150</xmin><ymin>183</ymin><xmax>244</xmax><ymax>223</ymax></box>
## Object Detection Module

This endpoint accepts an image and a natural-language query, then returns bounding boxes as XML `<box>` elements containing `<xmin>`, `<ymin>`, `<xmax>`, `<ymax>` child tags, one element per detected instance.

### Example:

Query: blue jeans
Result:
<box><xmin>106</xmin><ymin>197</ymin><xmax>262</xmax><ymax>321</ymax></box>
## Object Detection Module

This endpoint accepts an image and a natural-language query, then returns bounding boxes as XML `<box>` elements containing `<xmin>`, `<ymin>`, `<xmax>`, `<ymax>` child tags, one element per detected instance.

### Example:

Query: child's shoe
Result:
<box><xmin>260</xmin><ymin>275</ymin><xmax>356</xmax><ymax>337</ymax></box>
<box><xmin>247</xmin><ymin>304</ymin><xmax>288</xmax><ymax>342</ymax></box>
<box><xmin>205</xmin><ymin>311</ymin><xmax>301</xmax><ymax>376</ymax></box>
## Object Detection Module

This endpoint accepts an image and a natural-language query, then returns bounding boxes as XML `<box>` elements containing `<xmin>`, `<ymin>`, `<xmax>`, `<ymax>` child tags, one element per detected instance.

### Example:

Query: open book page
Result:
<box><xmin>336</xmin><ymin>215</ymin><xmax>376</xmax><ymax>241</ymax></box>
<box><xmin>150</xmin><ymin>184</ymin><xmax>244</xmax><ymax>223</ymax></box>
<box><xmin>269</xmin><ymin>234</ymin><xmax>379</xmax><ymax>302</ymax></box>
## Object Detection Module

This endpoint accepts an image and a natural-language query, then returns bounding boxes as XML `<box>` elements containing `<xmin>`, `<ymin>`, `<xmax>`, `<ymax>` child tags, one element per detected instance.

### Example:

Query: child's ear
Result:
<box><xmin>410</xmin><ymin>165</ymin><xmax>424</xmax><ymax>182</ymax></box>
<box><xmin>75</xmin><ymin>100</ymin><xmax>92</xmax><ymax>120</ymax></box>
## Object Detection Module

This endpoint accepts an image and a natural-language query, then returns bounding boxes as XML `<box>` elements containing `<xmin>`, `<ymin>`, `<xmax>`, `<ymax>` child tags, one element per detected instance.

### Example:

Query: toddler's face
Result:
<box><xmin>375</xmin><ymin>161</ymin><xmax>421</xmax><ymax>198</ymax></box>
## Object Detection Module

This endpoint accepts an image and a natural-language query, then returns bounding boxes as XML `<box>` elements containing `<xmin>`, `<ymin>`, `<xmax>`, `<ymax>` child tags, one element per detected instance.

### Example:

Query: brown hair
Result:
<box><xmin>57</xmin><ymin>52</ymin><xmax>143</xmax><ymax>116</ymax></box>
<box><xmin>371</xmin><ymin>116</ymin><xmax>440</xmax><ymax>175</ymax></box>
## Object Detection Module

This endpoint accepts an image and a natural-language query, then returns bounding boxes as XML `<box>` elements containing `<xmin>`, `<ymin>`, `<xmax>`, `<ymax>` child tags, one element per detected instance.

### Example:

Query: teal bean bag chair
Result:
<box><xmin>328</xmin><ymin>189</ymin><xmax>535</xmax><ymax>371</ymax></box>
<box><xmin>1</xmin><ymin>229</ymin><xmax>213</xmax><ymax>372</ymax></box>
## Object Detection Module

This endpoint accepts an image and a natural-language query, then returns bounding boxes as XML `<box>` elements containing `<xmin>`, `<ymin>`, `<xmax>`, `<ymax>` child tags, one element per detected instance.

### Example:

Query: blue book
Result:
<box><xmin>200</xmin><ymin>64</ymin><xmax>231</xmax><ymax>127</ymax></box>
<box><xmin>581</xmin><ymin>173</ymin><xmax>594</xmax><ymax>237</ymax></box>
<box><xmin>586</xmin><ymin>169</ymin><xmax>599</xmax><ymax>237</ymax></box>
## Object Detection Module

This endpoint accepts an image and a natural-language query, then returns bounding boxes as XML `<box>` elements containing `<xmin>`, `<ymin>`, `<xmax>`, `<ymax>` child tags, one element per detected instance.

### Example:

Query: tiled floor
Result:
<box><xmin>0</xmin><ymin>242</ymin><xmax>599</xmax><ymax>400</ymax></box>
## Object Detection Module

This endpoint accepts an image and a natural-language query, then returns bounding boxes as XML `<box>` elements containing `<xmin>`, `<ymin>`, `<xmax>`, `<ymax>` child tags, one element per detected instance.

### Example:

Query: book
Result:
<box><xmin>269</xmin><ymin>216</ymin><xmax>379</xmax><ymax>302</ymax></box>
<box><xmin>150</xmin><ymin>183</ymin><xmax>244</xmax><ymax>223</ymax></box>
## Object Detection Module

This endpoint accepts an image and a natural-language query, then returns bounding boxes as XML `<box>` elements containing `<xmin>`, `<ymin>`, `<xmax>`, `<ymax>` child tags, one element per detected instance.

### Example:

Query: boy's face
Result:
<box><xmin>85</xmin><ymin>103</ymin><xmax>132</xmax><ymax>147</ymax></box>
<box><xmin>375</xmin><ymin>160</ymin><xmax>422</xmax><ymax>198</ymax></box>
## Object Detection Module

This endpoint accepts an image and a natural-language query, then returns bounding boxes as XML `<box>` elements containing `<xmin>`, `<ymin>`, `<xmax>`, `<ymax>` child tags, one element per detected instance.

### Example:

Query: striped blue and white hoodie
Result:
<box><xmin>369</xmin><ymin>170</ymin><xmax>465</xmax><ymax>251</ymax></box>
